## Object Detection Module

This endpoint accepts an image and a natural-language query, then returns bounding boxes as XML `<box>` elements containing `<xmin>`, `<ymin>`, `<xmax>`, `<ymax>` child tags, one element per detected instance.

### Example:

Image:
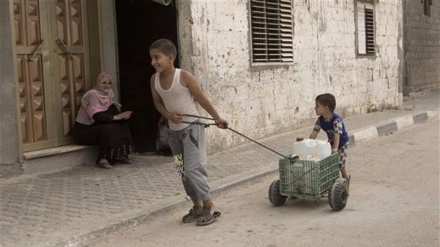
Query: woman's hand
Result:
<box><xmin>121</xmin><ymin>111</ymin><xmax>132</xmax><ymax>120</ymax></box>
<box><xmin>113</xmin><ymin>111</ymin><xmax>132</xmax><ymax>121</ymax></box>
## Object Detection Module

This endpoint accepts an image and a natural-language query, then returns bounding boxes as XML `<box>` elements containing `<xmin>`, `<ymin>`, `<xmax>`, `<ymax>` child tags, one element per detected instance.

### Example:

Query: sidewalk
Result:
<box><xmin>1</xmin><ymin>89</ymin><xmax>438</xmax><ymax>247</ymax></box>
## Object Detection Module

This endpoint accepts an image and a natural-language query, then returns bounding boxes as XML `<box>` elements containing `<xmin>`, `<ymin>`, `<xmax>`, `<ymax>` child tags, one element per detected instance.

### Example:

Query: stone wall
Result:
<box><xmin>403</xmin><ymin>0</ymin><xmax>440</xmax><ymax>95</ymax></box>
<box><xmin>0</xmin><ymin>1</ymin><xmax>20</xmax><ymax>165</ymax></box>
<box><xmin>180</xmin><ymin>0</ymin><xmax>404</xmax><ymax>153</ymax></box>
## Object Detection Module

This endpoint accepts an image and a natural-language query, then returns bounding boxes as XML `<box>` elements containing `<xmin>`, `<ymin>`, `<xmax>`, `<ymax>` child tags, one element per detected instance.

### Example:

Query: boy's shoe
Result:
<box><xmin>196</xmin><ymin>206</ymin><xmax>216</xmax><ymax>226</ymax></box>
<box><xmin>182</xmin><ymin>206</ymin><xmax>202</xmax><ymax>223</ymax></box>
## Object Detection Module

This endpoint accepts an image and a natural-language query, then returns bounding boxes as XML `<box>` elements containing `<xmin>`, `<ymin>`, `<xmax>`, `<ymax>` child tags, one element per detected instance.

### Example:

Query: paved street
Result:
<box><xmin>91</xmin><ymin>116</ymin><xmax>440</xmax><ymax>247</ymax></box>
<box><xmin>0</xmin><ymin>88</ymin><xmax>438</xmax><ymax>247</ymax></box>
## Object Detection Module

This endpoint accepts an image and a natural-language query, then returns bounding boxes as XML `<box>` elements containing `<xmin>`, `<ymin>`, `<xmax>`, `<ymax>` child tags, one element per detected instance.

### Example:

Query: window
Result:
<box><xmin>250</xmin><ymin>0</ymin><xmax>293</xmax><ymax>63</ymax></box>
<box><xmin>423</xmin><ymin>0</ymin><xmax>432</xmax><ymax>16</ymax></box>
<box><xmin>356</xmin><ymin>2</ymin><xmax>375</xmax><ymax>55</ymax></box>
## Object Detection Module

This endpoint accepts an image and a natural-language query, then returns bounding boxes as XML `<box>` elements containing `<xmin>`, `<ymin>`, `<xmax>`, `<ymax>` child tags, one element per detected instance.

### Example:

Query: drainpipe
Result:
<box><xmin>402</xmin><ymin>0</ymin><xmax>410</xmax><ymax>96</ymax></box>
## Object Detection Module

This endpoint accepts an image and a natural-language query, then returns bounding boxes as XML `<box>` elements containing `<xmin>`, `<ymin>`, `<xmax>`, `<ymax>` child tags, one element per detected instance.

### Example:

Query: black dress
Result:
<box><xmin>73</xmin><ymin>104</ymin><xmax>134</xmax><ymax>164</ymax></box>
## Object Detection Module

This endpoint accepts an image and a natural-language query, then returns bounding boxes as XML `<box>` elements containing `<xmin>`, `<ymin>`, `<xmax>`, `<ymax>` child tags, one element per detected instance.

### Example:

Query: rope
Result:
<box><xmin>182</xmin><ymin>114</ymin><xmax>289</xmax><ymax>159</ymax></box>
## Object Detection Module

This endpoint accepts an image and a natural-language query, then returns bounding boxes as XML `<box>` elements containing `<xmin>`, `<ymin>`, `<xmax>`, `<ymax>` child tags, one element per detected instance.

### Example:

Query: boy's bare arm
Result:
<box><xmin>332</xmin><ymin>132</ymin><xmax>340</xmax><ymax>152</ymax></box>
<box><xmin>309</xmin><ymin>131</ymin><xmax>318</xmax><ymax>139</ymax></box>
<box><xmin>182</xmin><ymin>70</ymin><xmax>228</xmax><ymax>127</ymax></box>
<box><xmin>182</xmin><ymin>71</ymin><xmax>219</xmax><ymax>118</ymax></box>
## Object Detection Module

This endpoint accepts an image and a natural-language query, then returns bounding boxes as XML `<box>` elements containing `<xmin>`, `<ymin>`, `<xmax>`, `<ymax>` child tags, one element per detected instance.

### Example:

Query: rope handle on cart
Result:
<box><xmin>181</xmin><ymin>114</ymin><xmax>289</xmax><ymax>159</ymax></box>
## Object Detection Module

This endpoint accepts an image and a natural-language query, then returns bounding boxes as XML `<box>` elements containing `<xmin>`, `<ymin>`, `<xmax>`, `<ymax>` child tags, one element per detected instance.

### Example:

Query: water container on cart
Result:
<box><xmin>292</xmin><ymin>139</ymin><xmax>331</xmax><ymax>160</ymax></box>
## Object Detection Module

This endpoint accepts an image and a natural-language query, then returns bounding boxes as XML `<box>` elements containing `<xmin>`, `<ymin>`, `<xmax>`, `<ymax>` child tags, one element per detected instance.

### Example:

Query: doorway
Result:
<box><xmin>115</xmin><ymin>0</ymin><xmax>179</xmax><ymax>153</ymax></box>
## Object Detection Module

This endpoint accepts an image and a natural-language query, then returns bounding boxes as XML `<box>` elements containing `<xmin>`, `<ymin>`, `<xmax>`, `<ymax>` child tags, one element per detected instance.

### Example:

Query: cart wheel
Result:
<box><xmin>269</xmin><ymin>180</ymin><xmax>287</xmax><ymax>206</ymax></box>
<box><xmin>328</xmin><ymin>178</ymin><xmax>349</xmax><ymax>211</ymax></box>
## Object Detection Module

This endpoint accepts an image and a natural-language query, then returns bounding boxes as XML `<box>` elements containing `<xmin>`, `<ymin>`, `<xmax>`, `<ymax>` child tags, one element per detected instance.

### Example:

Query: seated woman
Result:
<box><xmin>74</xmin><ymin>72</ymin><xmax>134</xmax><ymax>169</ymax></box>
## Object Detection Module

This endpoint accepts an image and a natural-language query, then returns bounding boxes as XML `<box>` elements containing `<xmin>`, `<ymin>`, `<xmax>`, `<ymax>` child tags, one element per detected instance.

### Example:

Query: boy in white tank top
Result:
<box><xmin>149</xmin><ymin>39</ymin><xmax>228</xmax><ymax>226</ymax></box>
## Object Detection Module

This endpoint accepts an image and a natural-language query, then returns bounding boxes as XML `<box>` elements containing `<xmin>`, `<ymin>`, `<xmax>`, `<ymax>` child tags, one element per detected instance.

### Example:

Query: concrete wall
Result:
<box><xmin>100</xmin><ymin>0</ymin><xmax>119</xmax><ymax>100</ymax></box>
<box><xmin>0</xmin><ymin>1</ymin><xmax>20</xmax><ymax>165</ymax></box>
<box><xmin>403</xmin><ymin>0</ymin><xmax>440</xmax><ymax>95</ymax></box>
<box><xmin>178</xmin><ymin>0</ymin><xmax>403</xmax><ymax>153</ymax></box>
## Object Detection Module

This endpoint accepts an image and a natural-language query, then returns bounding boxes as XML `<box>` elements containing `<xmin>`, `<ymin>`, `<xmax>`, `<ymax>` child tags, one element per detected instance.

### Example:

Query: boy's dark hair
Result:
<box><xmin>149</xmin><ymin>38</ymin><xmax>177</xmax><ymax>58</ymax></box>
<box><xmin>316</xmin><ymin>93</ymin><xmax>336</xmax><ymax>112</ymax></box>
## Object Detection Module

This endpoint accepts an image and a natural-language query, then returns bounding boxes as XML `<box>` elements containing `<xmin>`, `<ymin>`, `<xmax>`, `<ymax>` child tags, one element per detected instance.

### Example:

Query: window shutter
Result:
<box><xmin>365</xmin><ymin>6</ymin><xmax>375</xmax><ymax>54</ymax></box>
<box><xmin>250</xmin><ymin>0</ymin><xmax>293</xmax><ymax>63</ymax></box>
<box><xmin>357</xmin><ymin>2</ymin><xmax>374</xmax><ymax>55</ymax></box>
<box><xmin>279</xmin><ymin>0</ymin><xmax>293</xmax><ymax>61</ymax></box>
<box><xmin>357</xmin><ymin>3</ymin><xmax>366</xmax><ymax>55</ymax></box>
<box><xmin>424</xmin><ymin>0</ymin><xmax>432</xmax><ymax>16</ymax></box>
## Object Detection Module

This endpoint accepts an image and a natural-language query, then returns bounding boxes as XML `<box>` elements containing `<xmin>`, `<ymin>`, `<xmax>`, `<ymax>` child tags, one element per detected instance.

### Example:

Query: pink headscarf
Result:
<box><xmin>76</xmin><ymin>72</ymin><xmax>116</xmax><ymax>125</ymax></box>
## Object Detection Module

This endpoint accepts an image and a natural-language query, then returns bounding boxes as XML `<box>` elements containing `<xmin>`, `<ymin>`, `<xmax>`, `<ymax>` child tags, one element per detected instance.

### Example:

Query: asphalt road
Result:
<box><xmin>90</xmin><ymin>116</ymin><xmax>439</xmax><ymax>247</ymax></box>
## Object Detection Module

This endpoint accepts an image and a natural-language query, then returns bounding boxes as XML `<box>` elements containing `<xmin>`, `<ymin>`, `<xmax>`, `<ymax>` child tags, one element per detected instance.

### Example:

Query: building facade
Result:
<box><xmin>403</xmin><ymin>0</ymin><xmax>440</xmax><ymax>95</ymax></box>
<box><xmin>179</xmin><ymin>0</ymin><xmax>404</xmax><ymax>151</ymax></box>
<box><xmin>1</xmin><ymin>0</ymin><xmax>430</xmax><ymax>176</ymax></box>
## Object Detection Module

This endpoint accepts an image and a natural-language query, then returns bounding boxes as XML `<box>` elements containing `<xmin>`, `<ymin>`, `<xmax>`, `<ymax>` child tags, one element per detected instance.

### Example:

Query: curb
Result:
<box><xmin>39</xmin><ymin>110</ymin><xmax>438</xmax><ymax>247</ymax></box>
<box><xmin>349</xmin><ymin>110</ymin><xmax>437</xmax><ymax>147</ymax></box>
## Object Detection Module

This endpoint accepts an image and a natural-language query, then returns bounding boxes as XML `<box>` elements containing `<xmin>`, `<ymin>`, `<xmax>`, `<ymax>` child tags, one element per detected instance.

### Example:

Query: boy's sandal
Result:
<box><xmin>213</xmin><ymin>211</ymin><xmax>221</xmax><ymax>218</ymax></box>
<box><xmin>97</xmin><ymin>160</ymin><xmax>112</xmax><ymax>169</ymax></box>
<box><xmin>196</xmin><ymin>206</ymin><xmax>221</xmax><ymax>226</ymax></box>
<box><xmin>182</xmin><ymin>206</ymin><xmax>203</xmax><ymax>223</ymax></box>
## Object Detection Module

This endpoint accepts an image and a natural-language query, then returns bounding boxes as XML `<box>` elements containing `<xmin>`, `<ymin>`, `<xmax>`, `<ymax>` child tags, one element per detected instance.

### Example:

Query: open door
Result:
<box><xmin>115</xmin><ymin>0</ymin><xmax>179</xmax><ymax>153</ymax></box>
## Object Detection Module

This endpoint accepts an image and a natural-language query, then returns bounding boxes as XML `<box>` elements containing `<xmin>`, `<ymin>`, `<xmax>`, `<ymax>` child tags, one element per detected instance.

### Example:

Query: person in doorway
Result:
<box><xmin>309</xmin><ymin>93</ymin><xmax>351</xmax><ymax>183</ymax></box>
<box><xmin>74</xmin><ymin>72</ymin><xmax>134</xmax><ymax>169</ymax></box>
<box><xmin>149</xmin><ymin>38</ymin><xmax>228</xmax><ymax>226</ymax></box>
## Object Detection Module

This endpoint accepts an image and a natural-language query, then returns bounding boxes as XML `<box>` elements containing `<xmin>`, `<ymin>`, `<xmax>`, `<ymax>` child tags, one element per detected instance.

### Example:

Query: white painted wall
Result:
<box><xmin>178</xmin><ymin>0</ymin><xmax>403</xmax><ymax>154</ymax></box>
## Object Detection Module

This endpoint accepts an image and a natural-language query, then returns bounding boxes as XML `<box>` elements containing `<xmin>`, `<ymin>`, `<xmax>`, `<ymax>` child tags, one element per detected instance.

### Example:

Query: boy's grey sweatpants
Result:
<box><xmin>168</xmin><ymin>123</ymin><xmax>210</xmax><ymax>201</ymax></box>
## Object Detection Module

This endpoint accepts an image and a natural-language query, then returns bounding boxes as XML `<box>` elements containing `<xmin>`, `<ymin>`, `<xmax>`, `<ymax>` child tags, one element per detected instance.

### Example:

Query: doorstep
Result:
<box><xmin>24</xmin><ymin>144</ymin><xmax>92</xmax><ymax>160</ymax></box>
<box><xmin>1</xmin><ymin>145</ymin><xmax>97</xmax><ymax>180</ymax></box>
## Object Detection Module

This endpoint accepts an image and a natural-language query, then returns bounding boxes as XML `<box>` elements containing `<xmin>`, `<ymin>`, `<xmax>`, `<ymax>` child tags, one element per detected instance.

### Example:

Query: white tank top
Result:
<box><xmin>154</xmin><ymin>69</ymin><xmax>199</xmax><ymax>131</ymax></box>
